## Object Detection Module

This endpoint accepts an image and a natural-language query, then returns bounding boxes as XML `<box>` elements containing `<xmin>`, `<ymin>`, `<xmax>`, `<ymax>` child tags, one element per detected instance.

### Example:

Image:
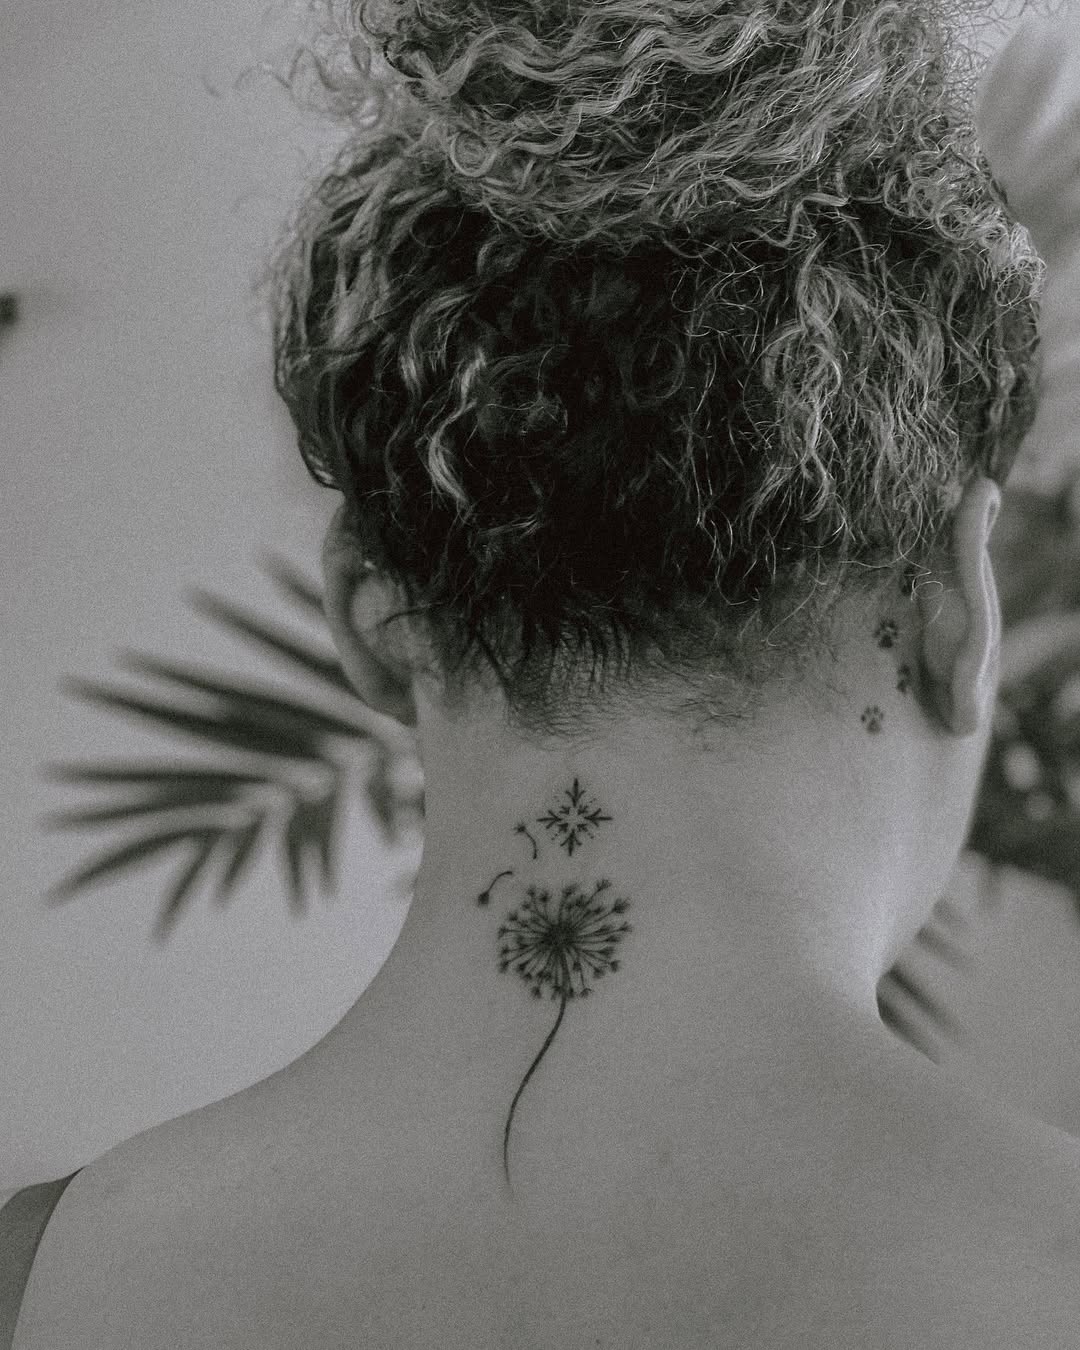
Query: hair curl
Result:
<box><xmin>257</xmin><ymin>0</ymin><xmax>1051</xmax><ymax>740</ymax></box>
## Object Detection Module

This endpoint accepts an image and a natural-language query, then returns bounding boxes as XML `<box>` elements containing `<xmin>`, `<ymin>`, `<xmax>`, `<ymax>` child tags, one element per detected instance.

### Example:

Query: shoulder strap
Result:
<box><xmin>0</xmin><ymin>1170</ymin><xmax>83</xmax><ymax>1349</ymax></box>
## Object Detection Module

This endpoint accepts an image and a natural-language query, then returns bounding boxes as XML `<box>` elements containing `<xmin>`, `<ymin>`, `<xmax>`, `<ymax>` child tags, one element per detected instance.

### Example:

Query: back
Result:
<box><xmin>10</xmin><ymin>1048</ymin><xmax>1080</xmax><ymax>1350</ymax></box>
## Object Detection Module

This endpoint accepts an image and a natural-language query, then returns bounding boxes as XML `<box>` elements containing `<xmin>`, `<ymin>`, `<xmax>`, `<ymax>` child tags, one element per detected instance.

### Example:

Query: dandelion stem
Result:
<box><xmin>502</xmin><ymin>986</ymin><xmax>568</xmax><ymax>1187</ymax></box>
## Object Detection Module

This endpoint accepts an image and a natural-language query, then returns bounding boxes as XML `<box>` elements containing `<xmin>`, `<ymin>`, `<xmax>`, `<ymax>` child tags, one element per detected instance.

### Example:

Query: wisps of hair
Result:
<box><xmin>254</xmin><ymin>0</ymin><xmax>1049</xmax><ymax>738</ymax></box>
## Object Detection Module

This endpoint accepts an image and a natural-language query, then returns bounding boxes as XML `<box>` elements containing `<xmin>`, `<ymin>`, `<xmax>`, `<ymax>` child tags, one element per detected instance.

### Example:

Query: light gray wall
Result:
<box><xmin>1</xmin><ymin>0</ymin><xmax>418</xmax><ymax>1190</ymax></box>
<box><xmin>3</xmin><ymin>0</ymin><xmax>1080</xmax><ymax>1200</ymax></box>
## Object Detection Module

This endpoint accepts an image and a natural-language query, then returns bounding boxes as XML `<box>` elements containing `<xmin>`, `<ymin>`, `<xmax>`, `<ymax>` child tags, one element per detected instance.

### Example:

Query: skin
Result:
<box><xmin>24</xmin><ymin>473</ymin><xmax>1080</xmax><ymax>1350</ymax></box>
<box><xmin>313</xmin><ymin>473</ymin><xmax>1005</xmax><ymax>1197</ymax></box>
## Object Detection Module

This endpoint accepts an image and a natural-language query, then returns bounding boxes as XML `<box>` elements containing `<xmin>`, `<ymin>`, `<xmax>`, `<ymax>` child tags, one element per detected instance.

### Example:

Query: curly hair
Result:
<box><xmin>257</xmin><ymin>0</ymin><xmax>1051</xmax><ymax>740</ymax></box>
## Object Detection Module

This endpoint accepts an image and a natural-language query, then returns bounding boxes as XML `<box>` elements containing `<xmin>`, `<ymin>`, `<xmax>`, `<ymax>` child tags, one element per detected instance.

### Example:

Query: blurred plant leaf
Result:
<box><xmin>186</xmin><ymin>580</ymin><xmax>354</xmax><ymax>700</ymax></box>
<box><xmin>156</xmin><ymin>829</ymin><xmax>222</xmax><ymax>942</ymax></box>
<box><xmin>41</xmin><ymin>771</ymin><xmax>259</xmax><ymax>828</ymax></box>
<box><xmin>877</xmin><ymin>895</ymin><xmax>976</xmax><ymax>1065</ymax></box>
<box><xmin>967</xmin><ymin>481</ymin><xmax>1080</xmax><ymax>919</ymax></box>
<box><xmin>43</xmin><ymin>764</ymin><xmax>270</xmax><ymax>789</ymax></box>
<box><xmin>990</xmin><ymin>485</ymin><xmax>1080</xmax><ymax>629</ymax></box>
<box><xmin>282</xmin><ymin>769</ymin><xmax>342</xmax><ymax>916</ymax></box>
<box><xmin>42</xmin><ymin>558</ymin><xmax>421</xmax><ymax>942</ymax></box>
<box><xmin>45</xmin><ymin>826</ymin><xmax>214</xmax><ymax>902</ymax></box>
<box><xmin>213</xmin><ymin>814</ymin><xmax>266</xmax><ymax>906</ymax></box>
<box><xmin>257</xmin><ymin>550</ymin><xmax>331</xmax><ymax>621</ymax></box>
<box><xmin>968</xmin><ymin>628</ymin><xmax>1080</xmax><ymax>914</ymax></box>
<box><xmin>62</xmin><ymin>651</ymin><xmax>369</xmax><ymax>760</ymax></box>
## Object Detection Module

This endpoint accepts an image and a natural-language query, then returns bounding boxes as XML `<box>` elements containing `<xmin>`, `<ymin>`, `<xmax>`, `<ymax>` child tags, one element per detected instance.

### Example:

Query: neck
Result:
<box><xmin>306</xmin><ymin>652</ymin><xmax>995</xmax><ymax>1204</ymax></box>
<box><xmin>342</xmin><ymin>694</ymin><xmax>959</xmax><ymax>1168</ymax></box>
<box><xmin>403</xmin><ymin>692</ymin><xmax>930</xmax><ymax>1009</ymax></box>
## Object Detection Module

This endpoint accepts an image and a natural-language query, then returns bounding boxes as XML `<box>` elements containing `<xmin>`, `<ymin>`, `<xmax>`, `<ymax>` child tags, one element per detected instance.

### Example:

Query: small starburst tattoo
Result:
<box><xmin>496</xmin><ymin>878</ymin><xmax>632</xmax><ymax>1185</ymax></box>
<box><xmin>862</xmin><ymin>705</ymin><xmax>885</xmax><ymax>734</ymax></box>
<box><xmin>536</xmin><ymin>777</ymin><xmax>613</xmax><ymax>856</ymax></box>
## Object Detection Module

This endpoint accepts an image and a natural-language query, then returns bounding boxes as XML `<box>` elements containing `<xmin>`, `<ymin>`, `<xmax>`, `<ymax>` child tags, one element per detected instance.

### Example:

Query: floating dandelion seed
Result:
<box><xmin>536</xmin><ymin>777</ymin><xmax>612</xmax><ymax>856</ymax></box>
<box><xmin>496</xmin><ymin>878</ymin><xmax>631</xmax><ymax>1185</ymax></box>
<box><xmin>477</xmin><ymin>869</ymin><xmax>514</xmax><ymax>906</ymax></box>
<box><xmin>513</xmin><ymin>822</ymin><xmax>539</xmax><ymax>860</ymax></box>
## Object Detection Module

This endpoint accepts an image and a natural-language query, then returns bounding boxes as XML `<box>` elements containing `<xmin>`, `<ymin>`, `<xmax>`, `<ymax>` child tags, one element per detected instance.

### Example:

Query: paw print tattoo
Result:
<box><xmin>875</xmin><ymin>619</ymin><xmax>900</xmax><ymax>651</ymax></box>
<box><xmin>897</xmin><ymin>664</ymin><xmax>913</xmax><ymax>695</ymax></box>
<box><xmin>862</xmin><ymin>705</ymin><xmax>885</xmax><ymax>734</ymax></box>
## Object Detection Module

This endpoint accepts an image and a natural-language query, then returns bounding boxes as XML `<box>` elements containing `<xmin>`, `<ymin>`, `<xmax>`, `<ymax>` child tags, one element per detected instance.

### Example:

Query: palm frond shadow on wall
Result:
<box><xmin>39</xmin><ymin>554</ymin><xmax>425</xmax><ymax>942</ymax></box>
<box><xmin>38</xmin><ymin>485</ymin><xmax>1080</xmax><ymax>1065</ymax></box>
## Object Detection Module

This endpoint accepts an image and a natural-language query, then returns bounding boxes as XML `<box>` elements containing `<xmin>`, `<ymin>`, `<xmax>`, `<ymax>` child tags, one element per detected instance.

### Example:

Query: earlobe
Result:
<box><xmin>347</xmin><ymin>584</ymin><xmax>420</xmax><ymax>728</ymax></box>
<box><xmin>915</xmin><ymin>477</ymin><xmax>1002</xmax><ymax>737</ymax></box>
<box><xmin>321</xmin><ymin>510</ymin><xmax>419</xmax><ymax>729</ymax></box>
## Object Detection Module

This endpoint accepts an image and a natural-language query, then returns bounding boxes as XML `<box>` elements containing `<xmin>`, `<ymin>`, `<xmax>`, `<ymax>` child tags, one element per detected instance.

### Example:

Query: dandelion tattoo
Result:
<box><xmin>477</xmin><ymin>778</ymin><xmax>624</xmax><ymax>1188</ymax></box>
<box><xmin>536</xmin><ymin>776</ymin><xmax>613</xmax><ymax>856</ymax></box>
<box><xmin>496</xmin><ymin>879</ymin><xmax>632</xmax><ymax>1184</ymax></box>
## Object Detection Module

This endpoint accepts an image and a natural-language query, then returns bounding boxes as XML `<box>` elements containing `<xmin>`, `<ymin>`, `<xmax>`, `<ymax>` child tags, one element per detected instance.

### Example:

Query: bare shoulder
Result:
<box><xmin>14</xmin><ymin>1044</ymin><xmax>1080</xmax><ymax>1350</ymax></box>
<box><xmin>11</xmin><ymin>1123</ymin><xmax>203</xmax><ymax>1348</ymax></box>
<box><xmin>11</xmin><ymin>1061</ymin><xmax>313</xmax><ymax>1350</ymax></box>
<box><xmin>11</xmin><ymin>1143</ymin><xmax>152</xmax><ymax>1347</ymax></box>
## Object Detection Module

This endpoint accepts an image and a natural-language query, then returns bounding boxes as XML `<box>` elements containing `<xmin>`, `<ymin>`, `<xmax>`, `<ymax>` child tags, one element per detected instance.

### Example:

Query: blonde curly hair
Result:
<box><xmin>258</xmin><ymin>0</ymin><xmax>1050</xmax><ymax>738</ymax></box>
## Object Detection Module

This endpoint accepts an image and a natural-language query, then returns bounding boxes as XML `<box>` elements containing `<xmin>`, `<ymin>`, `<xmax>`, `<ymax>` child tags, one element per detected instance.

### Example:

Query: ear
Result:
<box><xmin>321</xmin><ymin>505</ymin><xmax>418</xmax><ymax>728</ymax></box>
<box><xmin>915</xmin><ymin>475</ymin><xmax>1003</xmax><ymax>736</ymax></box>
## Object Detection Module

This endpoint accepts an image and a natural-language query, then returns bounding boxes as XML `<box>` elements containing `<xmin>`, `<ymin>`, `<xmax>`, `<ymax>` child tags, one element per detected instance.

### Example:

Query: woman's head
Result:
<box><xmin>261</xmin><ymin>0</ymin><xmax>1047</xmax><ymax>743</ymax></box>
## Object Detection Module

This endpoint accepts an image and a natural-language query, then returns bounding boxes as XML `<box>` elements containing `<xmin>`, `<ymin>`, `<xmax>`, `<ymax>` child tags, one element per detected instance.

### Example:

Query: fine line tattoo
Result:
<box><xmin>477</xmin><ymin>869</ymin><xmax>515</xmax><ymax>907</ymax></box>
<box><xmin>514</xmin><ymin>822</ymin><xmax>539</xmax><ymax>860</ymax></box>
<box><xmin>862</xmin><ymin>705</ymin><xmax>885</xmax><ymax>734</ymax></box>
<box><xmin>495</xmin><ymin>879</ymin><xmax>632</xmax><ymax>1186</ymax></box>
<box><xmin>536</xmin><ymin>776</ymin><xmax>613</xmax><ymax>856</ymax></box>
